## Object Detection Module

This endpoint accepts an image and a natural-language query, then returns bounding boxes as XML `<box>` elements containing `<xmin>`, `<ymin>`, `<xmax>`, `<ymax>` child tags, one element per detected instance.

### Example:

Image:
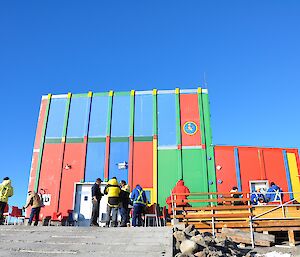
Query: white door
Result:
<box><xmin>74</xmin><ymin>183</ymin><xmax>108</xmax><ymax>226</ymax></box>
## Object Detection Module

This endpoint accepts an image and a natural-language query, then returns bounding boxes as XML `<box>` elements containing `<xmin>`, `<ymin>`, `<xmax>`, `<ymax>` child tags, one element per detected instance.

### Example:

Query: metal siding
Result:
<box><xmin>157</xmin><ymin>93</ymin><xmax>177</xmax><ymax>146</ymax></box>
<box><xmin>38</xmin><ymin>144</ymin><xmax>63</xmax><ymax>217</ymax></box>
<box><xmin>109</xmin><ymin>142</ymin><xmax>129</xmax><ymax>182</ymax></box>
<box><xmin>287</xmin><ymin>153</ymin><xmax>300</xmax><ymax>200</ymax></box>
<box><xmin>182</xmin><ymin>149</ymin><xmax>208</xmax><ymax>205</ymax></box>
<box><xmin>214</xmin><ymin>146</ymin><xmax>238</xmax><ymax>192</ymax></box>
<box><xmin>238</xmin><ymin>148</ymin><xmax>261</xmax><ymax>192</ymax></box>
<box><xmin>45</xmin><ymin>98</ymin><xmax>67</xmax><ymax>138</ymax></box>
<box><xmin>111</xmin><ymin>95</ymin><xmax>130</xmax><ymax>137</ymax></box>
<box><xmin>59</xmin><ymin>143</ymin><xmax>86</xmax><ymax>215</ymax></box>
<box><xmin>85</xmin><ymin>142</ymin><xmax>106</xmax><ymax>182</ymax></box>
<box><xmin>133</xmin><ymin>141</ymin><xmax>153</xmax><ymax>188</ymax></box>
<box><xmin>67</xmin><ymin>97</ymin><xmax>89</xmax><ymax>138</ymax></box>
<box><xmin>89</xmin><ymin>95</ymin><xmax>109</xmax><ymax>137</ymax></box>
<box><xmin>263</xmin><ymin>148</ymin><xmax>289</xmax><ymax>196</ymax></box>
<box><xmin>134</xmin><ymin>94</ymin><xmax>153</xmax><ymax>137</ymax></box>
<box><xmin>180</xmin><ymin>94</ymin><xmax>201</xmax><ymax>146</ymax></box>
<box><xmin>158</xmin><ymin>149</ymin><xmax>179</xmax><ymax>206</ymax></box>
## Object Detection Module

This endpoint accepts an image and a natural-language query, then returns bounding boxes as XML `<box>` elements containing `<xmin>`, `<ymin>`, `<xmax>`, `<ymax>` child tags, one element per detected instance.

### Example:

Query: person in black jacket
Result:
<box><xmin>90</xmin><ymin>178</ymin><xmax>103</xmax><ymax>226</ymax></box>
<box><xmin>119</xmin><ymin>180</ymin><xmax>130</xmax><ymax>227</ymax></box>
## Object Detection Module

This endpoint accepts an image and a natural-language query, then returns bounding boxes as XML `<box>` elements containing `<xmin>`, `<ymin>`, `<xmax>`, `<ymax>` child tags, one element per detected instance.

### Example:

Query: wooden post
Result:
<box><xmin>288</xmin><ymin>230</ymin><xmax>295</xmax><ymax>247</ymax></box>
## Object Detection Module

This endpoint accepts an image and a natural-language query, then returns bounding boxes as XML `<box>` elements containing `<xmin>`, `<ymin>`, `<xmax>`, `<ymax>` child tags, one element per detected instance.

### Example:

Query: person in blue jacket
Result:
<box><xmin>251</xmin><ymin>188</ymin><xmax>265</xmax><ymax>205</ymax></box>
<box><xmin>130</xmin><ymin>184</ymin><xmax>148</xmax><ymax>227</ymax></box>
<box><xmin>266</xmin><ymin>182</ymin><xmax>283</xmax><ymax>202</ymax></box>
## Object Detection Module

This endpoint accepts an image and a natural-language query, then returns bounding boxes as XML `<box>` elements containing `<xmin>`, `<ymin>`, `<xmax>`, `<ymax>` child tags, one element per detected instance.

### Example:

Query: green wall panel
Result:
<box><xmin>182</xmin><ymin>149</ymin><xmax>208</xmax><ymax>206</ymax></box>
<box><xmin>158</xmin><ymin>149</ymin><xmax>179</xmax><ymax>206</ymax></box>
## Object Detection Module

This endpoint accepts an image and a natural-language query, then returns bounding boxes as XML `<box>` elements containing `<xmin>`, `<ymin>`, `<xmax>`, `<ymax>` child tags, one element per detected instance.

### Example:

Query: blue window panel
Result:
<box><xmin>111</xmin><ymin>95</ymin><xmax>130</xmax><ymax>137</ymax></box>
<box><xmin>67</xmin><ymin>97</ymin><xmax>89</xmax><ymax>138</ymax></box>
<box><xmin>109</xmin><ymin>142</ymin><xmax>129</xmax><ymax>183</ymax></box>
<box><xmin>89</xmin><ymin>96</ymin><xmax>109</xmax><ymax>137</ymax></box>
<box><xmin>85</xmin><ymin>142</ymin><xmax>106</xmax><ymax>182</ymax></box>
<box><xmin>46</xmin><ymin>98</ymin><xmax>67</xmax><ymax>138</ymax></box>
<box><xmin>144</xmin><ymin>190</ymin><xmax>151</xmax><ymax>203</ymax></box>
<box><xmin>157</xmin><ymin>94</ymin><xmax>177</xmax><ymax>146</ymax></box>
<box><xmin>134</xmin><ymin>94</ymin><xmax>153</xmax><ymax>137</ymax></box>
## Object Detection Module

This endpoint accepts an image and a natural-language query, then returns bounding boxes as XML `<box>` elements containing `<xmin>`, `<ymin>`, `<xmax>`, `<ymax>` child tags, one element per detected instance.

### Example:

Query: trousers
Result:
<box><xmin>28</xmin><ymin>207</ymin><xmax>41</xmax><ymax>226</ymax></box>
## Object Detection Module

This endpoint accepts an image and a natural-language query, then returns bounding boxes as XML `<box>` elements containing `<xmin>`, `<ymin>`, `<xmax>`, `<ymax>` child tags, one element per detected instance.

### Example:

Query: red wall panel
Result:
<box><xmin>238</xmin><ymin>148</ymin><xmax>261</xmax><ymax>192</ymax></box>
<box><xmin>38</xmin><ymin>144</ymin><xmax>64</xmax><ymax>217</ymax></box>
<box><xmin>263</xmin><ymin>148</ymin><xmax>289</xmax><ymax>193</ymax></box>
<box><xmin>133</xmin><ymin>142</ymin><xmax>153</xmax><ymax>188</ymax></box>
<box><xmin>214</xmin><ymin>146</ymin><xmax>237</xmax><ymax>192</ymax></box>
<box><xmin>59</xmin><ymin>143</ymin><xmax>86</xmax><ymax>215</ymax></box>
<box><xmin>27</xmin><ymin>99</ymin><xmax>48</xmax><ymax>195</ymax></box>
<box><xmin>180</xmin><ymin>94</ymin><xmax>201</xmax><ymax>146</ymax></box>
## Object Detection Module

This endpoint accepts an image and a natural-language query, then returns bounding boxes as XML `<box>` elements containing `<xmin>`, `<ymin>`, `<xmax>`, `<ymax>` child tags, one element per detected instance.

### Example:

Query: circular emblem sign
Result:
<box><xmin>183</xmin><ymin>121</ymin><xmax>198</xmax><ymax>135</ymax></box>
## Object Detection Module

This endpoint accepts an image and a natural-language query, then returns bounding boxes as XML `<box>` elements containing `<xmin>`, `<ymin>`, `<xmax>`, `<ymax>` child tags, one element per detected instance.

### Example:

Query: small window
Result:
<box><xmin>249</xmin><ymin>180</ymin><xmax>269</xmax><ymax>194</ymax></box>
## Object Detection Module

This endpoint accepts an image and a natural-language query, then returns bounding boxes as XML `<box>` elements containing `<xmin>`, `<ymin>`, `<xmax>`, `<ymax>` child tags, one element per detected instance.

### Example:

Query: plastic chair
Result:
<box><xmin>158</xmin><ymin>206</ymin><xmax>167</xmax><ymax>226</ymax></box>
<box><xmin>9</xmin><ymin>206</ymin><xmax>24</xmax><ymax>225</ymax></box>
<box><xmin>3</xmin><ymin>204</ymin><xmax>9</xmax><ymax>225</ymax></box>
<box><xmin>144</xmin><ymin>204</ymin><xmax>160</xmax><ymax>227</ymax></box>
<box><xmin>50</xmin><ymin>212</ymin><xmax>67</xmax><ymax>226</ymax></box>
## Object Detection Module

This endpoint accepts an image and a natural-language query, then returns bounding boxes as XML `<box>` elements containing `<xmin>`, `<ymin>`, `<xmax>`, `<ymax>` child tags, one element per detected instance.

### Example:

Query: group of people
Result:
<box><xmin>90</xmin><ymin>177</ymin><xmax>148</xmax><ymax>227</ymax></box>
<box><xmin>250</xmin><ymin>182</ymin><xmax>283</xmax><ymax>205</ymax></box>
<box><xmin>230</xmin><ymin>182</ymin><xmax>283</xmax><ymax>206</ymax></box>
<box><xmin>0</xmin><ymin>175</ymin><xmax>286</xmax><ymax>227</ymax></box>
<box><xmin>0</xmin><ymin>176</ymin><xmax>44</xmax><ymax>226</ymax></box>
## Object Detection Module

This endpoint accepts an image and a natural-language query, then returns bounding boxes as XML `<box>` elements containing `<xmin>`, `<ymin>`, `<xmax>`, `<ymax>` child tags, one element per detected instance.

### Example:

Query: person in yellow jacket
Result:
<box><xmin>104</xmin><ymin>177</ymin><xmax>120</xmax><ymax>227</ymax></box>
<box><xmin>0</xmin><ymin>177</ymin><xmax>14</xmax><ymax>225</ymax></box>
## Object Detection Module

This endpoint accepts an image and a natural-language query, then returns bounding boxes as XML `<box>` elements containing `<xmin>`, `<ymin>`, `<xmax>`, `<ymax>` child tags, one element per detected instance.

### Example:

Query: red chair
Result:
<box><xmin>3</xmin><ymin>204</ymin><xmax>9</xmax><ymax>225</ymax></box>
<box><xmin>50</xmin><ymin>212</ymin><xmax>67</xmax><ymax>226</ymax></box>
<box><xmin>9</xmin><ymin>206</ymin><xmax>25</xmax><ymax>225</ymax></box>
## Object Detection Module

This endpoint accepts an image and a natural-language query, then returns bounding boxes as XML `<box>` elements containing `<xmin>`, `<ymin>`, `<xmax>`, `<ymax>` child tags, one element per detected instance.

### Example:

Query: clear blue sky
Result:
<box><xmin>1</xmin><ymin>1</ymin><xmax>299</xmax><ymax>207</ymax></box>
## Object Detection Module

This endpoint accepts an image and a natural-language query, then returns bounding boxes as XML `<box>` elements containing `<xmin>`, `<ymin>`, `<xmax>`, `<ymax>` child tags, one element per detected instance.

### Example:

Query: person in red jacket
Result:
<box><xmin>166</xmin><ymin>180</ymin><xmax>190</xmax><ymax>214</ymax></box>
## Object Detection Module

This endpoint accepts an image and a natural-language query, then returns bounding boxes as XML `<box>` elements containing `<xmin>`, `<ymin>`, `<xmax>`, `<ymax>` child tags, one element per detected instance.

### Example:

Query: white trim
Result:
<box><xmin>42</xmin><ymin>95</ymin><xmax>48</xmax><ymax>100</ymax></box>
<box><xmin>182</xmin><ymin>146</ymin><xmax>202</xmax><ymax>149</ymax></box>
<box><xmin>180</xmin><ymin>89</ymin><xmax>198</xmax><ymax>94</ymax></box>
<box><xmin>157</xmin><ymin>89</ymin><xmax>176</xmax><ymax>94</ymax></box>
<box><xmin>51</xmin><ymin>94</ymin><xmax>68</xmax><ymax>99</ymax></box>
<box><xmin>202</xmin><ymin>89</ymin><xmax>208</xmax><ymax>94</ymax></box>
<box><xmin>33</xmin><ymin>149</ymin><xmax>40</xmax><ymax>153</ymax></box>
<box><xmin>158</xmin><ymin>145</ymin><xmax>177</xmax><ymax>150</ymax></box>
<box><xmin>135</xmin><ymin>90</ymin><xmax>153</xmax><ymax>95</ymax></box>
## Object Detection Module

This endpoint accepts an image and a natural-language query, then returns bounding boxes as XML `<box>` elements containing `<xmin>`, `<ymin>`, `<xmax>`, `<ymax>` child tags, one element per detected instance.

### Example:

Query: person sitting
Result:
<box><xmin>251</xmin><ymin>188</ymin><xmax>265</xmax><ymax>205</ymax></box>
<box><xmin>166</xmin><ymin>180</ymin><xmax>190</xmax><ymax>214</ymax></box>
<box><xmin>266</xmin><ymin>182</ymin><xmax>283</xmax><ymax>203</ymax></box>
<box><xmin>230</xmin><ymin>186</ymin><xmax>243</xmax><ymax>205</ymax></box>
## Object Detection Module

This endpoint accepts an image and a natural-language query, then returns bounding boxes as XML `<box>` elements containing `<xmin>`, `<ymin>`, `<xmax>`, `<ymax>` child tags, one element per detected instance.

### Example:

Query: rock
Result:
<box><xmin>184</xmin><ymin>224</ymin><xmax>195</xmax><ymax>234</ymax></box>
<box><xmin>174</xmin><ymin>231</ymin><xmax>187</xmax><ymax>242</ymax></box>
<box><xmin>180</xmin><ymin>240</ymin><xmax>198</xmax><ymax>254</ymax></box>
<box><xmin>194</xmin><ymin>251</ymin><xmax>207</xmax><ymax>257</ymax></box>
<box><xmin>190</xmin><ymin>235</ymin><xmax>207</xmax><ymax>248</ymax></box>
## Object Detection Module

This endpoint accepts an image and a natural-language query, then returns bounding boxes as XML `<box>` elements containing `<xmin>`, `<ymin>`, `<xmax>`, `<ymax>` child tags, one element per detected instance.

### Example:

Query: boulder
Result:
<box><xmin>180</xmin><ymin>239</ymin><xmax>198</xmax><ymax>254</ymax></box>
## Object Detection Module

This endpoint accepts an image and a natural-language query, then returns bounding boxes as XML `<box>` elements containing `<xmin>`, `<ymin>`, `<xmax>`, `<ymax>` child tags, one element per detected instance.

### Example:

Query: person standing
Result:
<box><xmin>131</xmin><ymin>184</ymin><xmax>148</xmax><ymax>227</ymax></box>
<box><xmin>104</xmin><ymin>177</ymin><xmax>120</xmax><ymax>227</ymax></box>
<box><xmin>0</xmin><ymin>177</ymin><xmax>13</xmax><ymax>225</ymax></box>
<box><xmin>90</xmin><ymin>178</ymin><xmax>103</xmax><ymax>226</ymax></box>
<box><xmin>23</xmin><ymin>191</ymin><xmax>43</xmax><ymax>226</ymax></box>
<box><xmin>119</xmin><ymin>180</ymin><xmax>130</xmax><ymax>227</ymax></box>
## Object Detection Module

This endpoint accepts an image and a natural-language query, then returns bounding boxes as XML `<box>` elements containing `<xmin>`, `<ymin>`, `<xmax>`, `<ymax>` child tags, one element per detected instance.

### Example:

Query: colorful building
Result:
<box><xmin>27</xmin><ymin>88</ymin><xmax>300</xmax><ymax>219</ymax></box>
